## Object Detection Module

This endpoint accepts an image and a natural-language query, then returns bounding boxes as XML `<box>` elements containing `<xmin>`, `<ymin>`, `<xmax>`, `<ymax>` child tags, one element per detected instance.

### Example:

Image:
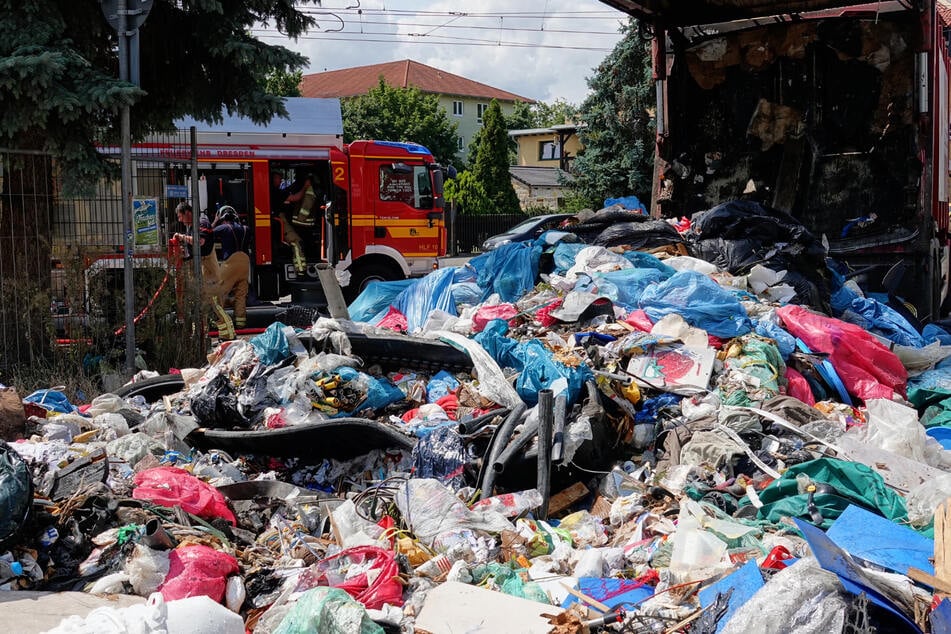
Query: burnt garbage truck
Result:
<box><xmin>91</xmin><ymin>97</ymin><xmax>446</xmax><ymax>314</ymax></box>
<box><xmin>600</xmin><ymin>0</ymin><xmax>951</xmax><ymax>320</ymax></box>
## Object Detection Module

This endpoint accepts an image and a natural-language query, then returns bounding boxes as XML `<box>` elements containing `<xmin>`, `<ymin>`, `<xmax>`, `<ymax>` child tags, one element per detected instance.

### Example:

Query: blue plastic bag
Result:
<box><xmin>23</xmin><ymin>389</ymin><xmax>78</xmax><ymax>414</ymax></box>
<box><xmin>472</xmin><ymin>241</ymin><xmax>542</xmax><ymax>303</ymax></box>
<box><xmin>639</xmin><ymin>271</ymin><xmax>753</xmax><ymax>338</ymax></box>
<box><xmin>475</xmin><ymin>319</ymin><xmax>590</xmax><ymax>405</ymax></box>
<box><xmin>349</xmin><ymin>279</ymin><xmax>414</xmax><ymax>323</ymax></box>
<box><xmin>333</xmin><ymin>366</ymin><xmax>405</xmax><ymax>414</ymax></box>
<box><xmin>552</xmin><ymin>242</ymin><xmax>587</xmax><ymax>275</ymax></box>
<box><xmin>754</xmin><ymin>318</ymin><xmax>797</xmax><ymax>359</ymax></box>
<box><xmin>591</xmin><ymin>268</ymin><xmax>671</xmax><ymax>310</ymax></box>
<box><xmin>392</xmin><ymin>267</ymin><xmax>458</xmax><ymax>332</ymax></box>
<box><xmin>620</xmin><ymin>251</ymin><xmax>676</xmax><ymax>275</ymax></box>
<box><xmin>427</xmin><ymin>370</ymin><xmax>460</xmax><ymax>403</ymax></box>
<box><xmin>250</xmin><ymin>322</ymin><xmax>293</xmax><ymax>366</ymax></box>
<box><xmin>831</xmin><ymin>285</ymin><xmax>925</xmax><ymax>348</ymax></box>
<box><xmin>924</xmin><ymin>323</ymin><xmax>951</xmax><ymax>346</ymax></box>
<box><xmin>604</xmin><ymin>195</ymin><xmax>647</xmax><ymax>214</ymax></box>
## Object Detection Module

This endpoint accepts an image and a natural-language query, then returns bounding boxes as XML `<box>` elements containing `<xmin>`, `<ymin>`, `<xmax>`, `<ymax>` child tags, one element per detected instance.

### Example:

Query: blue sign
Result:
<box><xmin>165</xmin><ymin>184</ymin><xmax>189</xmax><ymax>198</ymax></box>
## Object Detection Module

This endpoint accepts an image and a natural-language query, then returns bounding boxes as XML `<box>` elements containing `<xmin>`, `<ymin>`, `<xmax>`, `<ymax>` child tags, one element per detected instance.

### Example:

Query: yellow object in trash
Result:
<box><xmin>620</xmin><ymin>380</ymin><xmax>641</xmax><ymax>405</ymax></box>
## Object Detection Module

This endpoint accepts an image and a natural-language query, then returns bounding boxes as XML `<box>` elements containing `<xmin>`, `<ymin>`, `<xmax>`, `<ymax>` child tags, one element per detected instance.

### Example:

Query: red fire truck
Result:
<box><xmin>144</xmin><ymin>98</ymin><xmax>446</xmax><ymax>303</ymax></box>
<box><xmin>600</xmin><ymin>0</ymin><xmax>951</xmax><ymax>320</ymax></box>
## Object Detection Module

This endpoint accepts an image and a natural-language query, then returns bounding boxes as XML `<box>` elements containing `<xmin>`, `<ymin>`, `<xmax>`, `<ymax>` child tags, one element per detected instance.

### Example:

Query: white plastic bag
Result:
<box><xmin>394</xmin><ymin>478</ymin><xmax>513</xmax><ymax>546</ymax></box>
<box><xmin>125</xmin><ymin>544</ymin><xmax>170</xmax><ymax>597</ymax></box>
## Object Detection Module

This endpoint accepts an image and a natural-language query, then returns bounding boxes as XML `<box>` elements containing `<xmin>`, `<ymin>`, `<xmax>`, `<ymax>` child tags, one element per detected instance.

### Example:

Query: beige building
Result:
<box><xmin>300</xmin><ymin>60</ymin><xmax>532</xmax><ymax>163</ymax></box>
<box><xmin>508</xmin><ymin>124</ymin><xmax>583</xmax><ymax>211</ymax></box>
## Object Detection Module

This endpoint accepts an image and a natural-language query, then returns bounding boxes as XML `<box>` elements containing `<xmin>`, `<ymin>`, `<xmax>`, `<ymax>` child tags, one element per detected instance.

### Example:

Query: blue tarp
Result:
<box><xmin>831</xmin><ymin>285</ymin><xmax>925</xmax><ymax>348</ymax></box>
<box><xmin>348</xmin><ymin>279</ymin><xmax>415</xmax><ymax>323</ymax></box>
<box><xmin>392</xmin><ymin>267</ymin><xmax>458</xmax><ymax>332</ymax></box>
<box><xmin>469</xmin><ymin>241</ymin><xmax>542</xmax><ymax>303</ymax></box>
<box><xmin>639</xmin><ymin>271</ymin><xmax>753</xmax><ymax>338</ymax></box>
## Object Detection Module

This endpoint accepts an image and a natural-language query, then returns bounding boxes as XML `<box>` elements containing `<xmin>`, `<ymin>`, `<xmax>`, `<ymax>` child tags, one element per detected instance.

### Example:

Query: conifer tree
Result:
<box><xmin>572</xmin><ymin>19</ymin><xmax>655</xmax><ymax>209</ymax></box>
<box><xmin>471</xmin><ymin>99</ymin><xmax>520</xmax><ymax>214</ymax></box>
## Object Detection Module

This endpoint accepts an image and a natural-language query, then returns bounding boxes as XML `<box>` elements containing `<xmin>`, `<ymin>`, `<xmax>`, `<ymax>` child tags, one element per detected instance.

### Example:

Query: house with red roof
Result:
<box><xmin>300</xmin><ymin>59</ymin><xmax>533</xmax><ymax>163</ymax></box>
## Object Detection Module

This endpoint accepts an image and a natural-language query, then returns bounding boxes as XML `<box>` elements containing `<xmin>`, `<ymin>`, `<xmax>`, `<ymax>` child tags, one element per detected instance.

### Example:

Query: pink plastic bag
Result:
<box><xmin>776</xmin><ymin>305</ymin><xmax>907</xmax><ymax>402</ymax></box>
<box><xmin>472</xmin><ymin>304</ymin><xmax>518</xmax><ymax>333</ymax></box>
<box><xmin>133</xmin><ymin>466</ymin><xmax>237</xmax><ymax>525</ymax></box>
<box><xmin>296</xmin><ymin>545</ymin><xmax>403</xmax><ymax>610</ymax></box>
<box><xmin>624</xmin><ymin>309</ymin><xmax>654</xmax><ymax>332</ymax></box>
<box><xmin>377</xmin><ymin>306</ymin><xmax>408</xmax><ymax>332</ymax></box>
<box><xmin>159</xmin><ymin>544</ymin><xmax>239</xmax><ymax>603</ymax></box>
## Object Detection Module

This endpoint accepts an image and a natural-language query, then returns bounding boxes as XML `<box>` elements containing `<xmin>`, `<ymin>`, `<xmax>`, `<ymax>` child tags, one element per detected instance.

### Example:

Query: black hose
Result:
<box><xmin>479</xmin><ymin>402</ymin><xmax>527</xmax><ymax>499</ymax></box>
<box><xmin>492</xmin><ymin>416</ymin><xmax>539</xmax><ymax>473</ymax></box>
<box><xmin>458</xmin><ymin>408</ymin><xmax>510</xmax><ymax>435</ymax></box>
<box><xmin>551</xmin><ymin>393</ymin><xmax>567</xmax><ymax>464</ymax></box>
<box><xmin>536</xmin><ymin>389</ymin><xmax>554</xmax><ymax>520</ymax></box>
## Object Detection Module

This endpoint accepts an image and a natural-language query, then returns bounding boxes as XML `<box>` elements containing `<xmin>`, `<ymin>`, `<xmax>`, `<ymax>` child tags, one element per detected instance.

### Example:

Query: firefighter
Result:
<box><xmin>270</xmin><ymin>170</ymin><xmax>306</xmax><ymax>274</ymax></box>
<box><xmin>285</xmin><ymin>171</ymin><xmax>318</xmax><ymax>226</ymax></box>
<box><xmin>173</xmin><ymin>202</ymin><xmax>235</xmax><ymax>340</ymax></box>
<box><xmin>212</xmin><ymin>205</ymin><xmax>250</xmax><ymax>330</ymax></box>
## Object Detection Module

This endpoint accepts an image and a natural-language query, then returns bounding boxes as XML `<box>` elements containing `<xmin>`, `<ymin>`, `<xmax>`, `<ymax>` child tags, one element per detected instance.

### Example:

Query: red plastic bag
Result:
<box><xmin>535</xmin><ymin>298</ymin><xmax>563</xmax><ymax>327</ymax></box>
<box><xmin>296</xmin><ymin>545</ymin><xmax>403</xmax><ymax>610</ymax></box>
<box><xmin>784</xmin><ymin>367</ymin><xmax>815</xmax><ymax>406</ymax></box>
<box><xmin>133</xmin><ymin>466</ymin><xmax>237</xmax><ymax>525</ymax></box>
<box><xmin>472</xmin><ymin>303</ymin><xmax>518</xmax><ymax>333</ymax></box>
<box><xmin>776</xmin><ymin>305</ymin><xmax>907</xmax><ymax>401</ymax></box>
<box><xmin>159</xmin><ymin>544</ymin><xmax>239</xmax><ymax>602</ymax></box>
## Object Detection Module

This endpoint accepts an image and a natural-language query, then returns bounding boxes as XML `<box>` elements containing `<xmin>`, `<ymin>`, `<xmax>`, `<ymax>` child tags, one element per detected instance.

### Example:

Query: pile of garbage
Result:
<box><xmin>5</xmin><ymin>200</ymin><xmax>951</xmax><ymax>633</ymax></box>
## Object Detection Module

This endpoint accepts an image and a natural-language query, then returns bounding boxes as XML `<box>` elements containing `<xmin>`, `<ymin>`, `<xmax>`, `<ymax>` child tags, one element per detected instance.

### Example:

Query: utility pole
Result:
<box><xmin>101</xmin><ymin>0</ymin><xmax>153</xmax><ymax>376</ymax></box>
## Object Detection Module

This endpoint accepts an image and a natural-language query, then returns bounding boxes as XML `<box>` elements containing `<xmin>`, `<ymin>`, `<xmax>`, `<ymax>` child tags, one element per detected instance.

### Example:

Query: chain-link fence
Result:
<box><xmin>0</xmin><ymin>132</ymin><xmax>208</xmax><ymax>394</ymax></box>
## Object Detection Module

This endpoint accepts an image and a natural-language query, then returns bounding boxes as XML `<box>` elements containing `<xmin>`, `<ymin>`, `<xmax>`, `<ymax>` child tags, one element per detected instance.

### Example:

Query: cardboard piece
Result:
<box><xmin>627</xmin><ymin>344</ymin><xmax>716</xmax><ymax>391</ymax></box>
<box><xmin>415</xmin><ymin>581</ymin><xmax>562</xmax><ymax>634</ymax></box>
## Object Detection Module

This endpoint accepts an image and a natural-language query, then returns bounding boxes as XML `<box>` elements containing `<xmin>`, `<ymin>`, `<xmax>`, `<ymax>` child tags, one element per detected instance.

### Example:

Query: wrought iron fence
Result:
<box><xmin>449</xmin><ymin>212</ymin><xmax>528</xmax><ymax>255</ymax></box>
<box><xmin>0</xmin><ymin>132</ymin><xmax>207</xmax><ymax>394</ymax></box>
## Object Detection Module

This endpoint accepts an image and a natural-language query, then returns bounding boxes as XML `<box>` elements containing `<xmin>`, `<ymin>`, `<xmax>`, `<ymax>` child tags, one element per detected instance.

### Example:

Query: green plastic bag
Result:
<box><xmin>470</xmin><ymin>561</ymin><xmax>551</xmax><ymax>605</ymax></box>
<box><xmin>274</xmin><ymin>587</ymin><xmax>384</xmax><ymax>634</ymax></box>
<box><xmin>743</xmin><ymin>458</ymin><xmax>908</xmax><ymax>530</ymax></box>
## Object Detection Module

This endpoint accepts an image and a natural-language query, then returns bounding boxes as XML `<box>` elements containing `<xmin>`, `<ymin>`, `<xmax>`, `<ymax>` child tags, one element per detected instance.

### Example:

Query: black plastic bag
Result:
<box><xmin>0</xmin><ymin>440</ymin><xmax>33</xmax><ymax>546</ymax></box>
<box><xmin>190</xmin><ymin>374</ymin><xmax>249</xmax><ymax>429</ymax></box>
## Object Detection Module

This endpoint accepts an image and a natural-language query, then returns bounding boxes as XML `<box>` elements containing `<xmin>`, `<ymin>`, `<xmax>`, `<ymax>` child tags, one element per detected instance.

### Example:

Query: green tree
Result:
<box><xmin>0</xmin><ymin>1</ymin><xmax>318</xmax><ymax>369</ymax></box>
<box><xmin>532</xmin><ymin>99</ymin><xmax>579</xmax><ymax>127</ymax></box>
<box><xmin>341</xmin><ymin>79</ymin><xmax>459</xmax><ymax>166</ymax></box>
<box><xmin>470</xmin><ymin>100</ymin><xmax>520</xmax><ymax>214</ymax></box>
<box><xmin>265</xmin><ymin>69</ymin><xmax>304</xmax><ymax>97</ymax></box>
<box><xmin>572</xmin><ymin>19</ymin><xmax>655</xmax><ymax>209</ymax></box>
<box><xmin>443</xmin><ymin>170</ymin><xmax>491</xmax><ymax>216</ymax></box>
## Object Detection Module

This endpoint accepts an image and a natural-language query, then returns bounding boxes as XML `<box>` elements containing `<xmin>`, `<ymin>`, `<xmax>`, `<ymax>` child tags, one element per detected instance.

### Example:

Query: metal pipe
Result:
<box><xmin>140</xmin><ymin>518</ymin><xmax>177</xmax><ymax>550</ymax></box>
<box><xmin>458</xmin><ymin>408</ymin><xmax>509</xmax><ymax>435</ymax></box>
<box><xmin>551</xmin><ymin>393</ymin><xmax>567</xmax><ymax>464</ymax></box>
<box><xmin>118</xmin><ymin>0</ymin><xmax>135</xmax><ymax>376</ymax></box>
<box><xmin>479</xmin><ymin>402</ymin><xmax>526</xmax><ymax>499</ymax></box>
<box><xmin>536</xmin><ymin>389</ymin><xmax>553</xmax><ymax>520</ymax></box>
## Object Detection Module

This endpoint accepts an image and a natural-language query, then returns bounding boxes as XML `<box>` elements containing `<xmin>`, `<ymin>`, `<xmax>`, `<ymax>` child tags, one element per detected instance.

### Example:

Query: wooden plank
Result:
<box><xmin>935</xmin><ymin>498</ymin><xmax>951</xmax><ymax>599</ymax></box>
<box><xmin>908</xmin><ymin>567</ymin><xmax>951</xmax><ymax>597</ymax></box>
<box><xmin>548</xmin><ymin>482</ymin><xmax>590</xmax><ymax>516</ymax></box>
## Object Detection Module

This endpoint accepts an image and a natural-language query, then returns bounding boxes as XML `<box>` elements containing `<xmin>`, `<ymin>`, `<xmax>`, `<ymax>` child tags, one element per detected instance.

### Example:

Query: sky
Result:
<box><xmin>253</xmin><ymin>1</ymin><xmax>629</xmax><ymax>105</ymax></box>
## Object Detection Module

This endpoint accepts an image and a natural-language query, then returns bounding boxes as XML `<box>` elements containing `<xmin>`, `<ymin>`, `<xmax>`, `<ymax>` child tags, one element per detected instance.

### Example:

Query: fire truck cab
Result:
<box><xmin>169</xmin><ymin>98</ymin><xmax>446</xmax><ymax>302</ymax></box>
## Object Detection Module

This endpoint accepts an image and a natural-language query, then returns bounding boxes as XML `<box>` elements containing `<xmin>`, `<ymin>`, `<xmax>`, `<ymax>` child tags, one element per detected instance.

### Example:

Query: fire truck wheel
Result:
<box><xmin>346</xmin><ymin>263</ymin><xmax>401</xmax><ymax>303</ymax></box>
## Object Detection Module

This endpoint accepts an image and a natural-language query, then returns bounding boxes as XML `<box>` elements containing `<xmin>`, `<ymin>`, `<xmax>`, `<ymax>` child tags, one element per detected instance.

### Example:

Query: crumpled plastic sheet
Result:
<box><xmin>0</xmin><ymin>440</ymin><xmax>33</xmax><ymax>545</ymax></box>
<box><xmin>719</xmin><ymin>558</ymin><xmax>849</xmax><ymax>634</ymax></box>
<box><xmin>393</xmin><ymin>478</ymin><xmax>513</xmax><ymax>546</ymax></box>
<box><xmin>348</xmin><ymin>279</ymin><xmax>414</xmax><ymax>323</ymax></box>
<box><xmin>831</xmin><ymin>284</ymin><xmax>926</xmax><ymax>348</ymax></box>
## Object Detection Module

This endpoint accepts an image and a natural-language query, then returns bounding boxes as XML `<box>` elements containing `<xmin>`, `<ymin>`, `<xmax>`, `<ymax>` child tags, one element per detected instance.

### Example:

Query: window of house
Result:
<box><xmin>452</xmin><ymin>101</ymin><xmax>463</xmax><ymax>116</ymax></box>
<box><xmin>477</xmin><ymin>103</ymin><xmax>489</xmax><ymax>122</ymax></box>
<box><xmin>539</xmin><ymin>140</ymin><xmax>561</xmax><ymax>161</ymax></box>
<box><xmin>457</xmin><ymin>136</ymin><xmax>465</xmax><ymax>150</ymax></box>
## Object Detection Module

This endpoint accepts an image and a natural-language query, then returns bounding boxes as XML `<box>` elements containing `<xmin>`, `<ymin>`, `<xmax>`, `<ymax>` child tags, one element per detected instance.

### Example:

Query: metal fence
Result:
<box><xmin>450</xmin><ymin>212</ymin><xmax>528</xmax><ymax>255</ymax></box>
<box><xmin>0</xmin><ymin>133</ymin><xmax>208</xmax><ymax>393</ymax></box>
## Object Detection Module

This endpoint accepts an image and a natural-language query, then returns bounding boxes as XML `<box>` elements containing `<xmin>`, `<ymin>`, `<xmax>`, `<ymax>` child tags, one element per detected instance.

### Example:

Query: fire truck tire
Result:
<box><xmin>113</xmin><ymin>374</ymin><xmax>185</xmax><ymax>403</ymax></box>
<box><xmin>345</xmin><ymin>262</ymin><xmax>402</xmax><ymax>303</ymax></box>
